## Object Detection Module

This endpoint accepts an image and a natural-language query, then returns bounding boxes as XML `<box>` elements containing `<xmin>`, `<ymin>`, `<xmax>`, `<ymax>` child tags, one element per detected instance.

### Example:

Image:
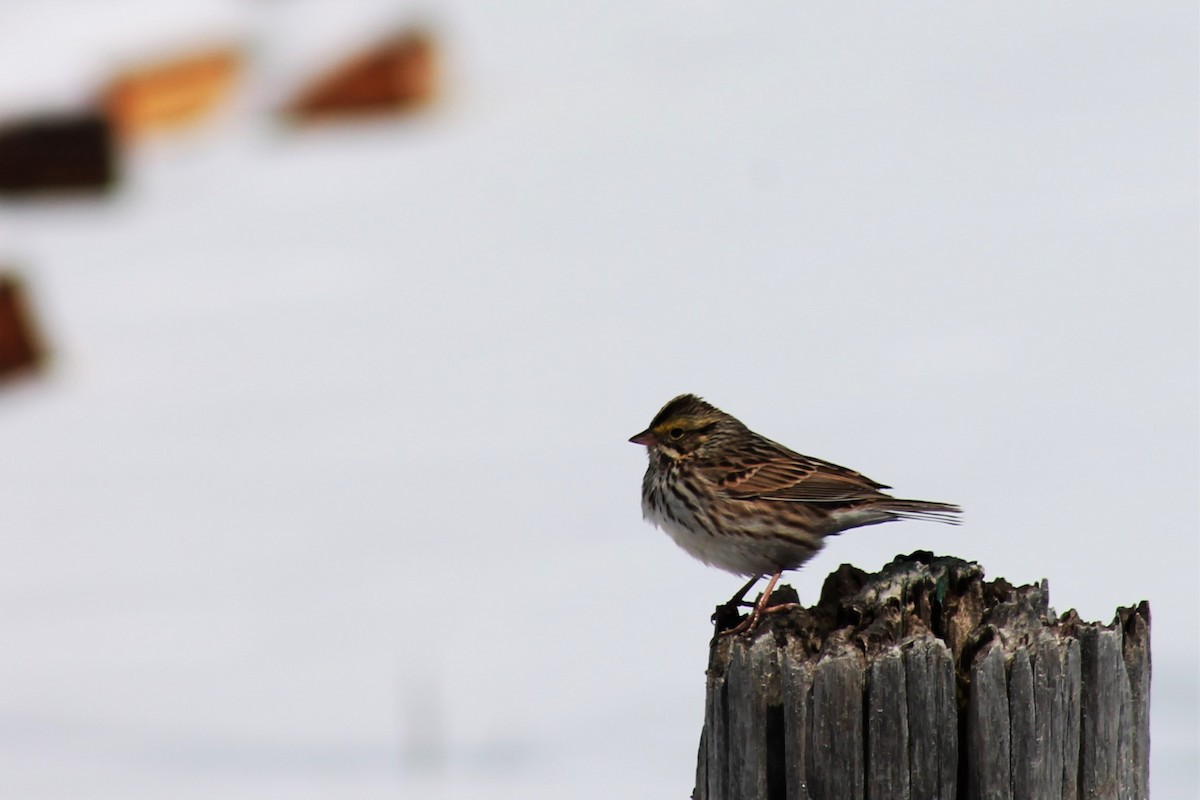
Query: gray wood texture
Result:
<box><xmin>903</xmin><ymin>636</ymin><xmax>956</xmax><ymax>798</ymax></box>
<box><xmin>693</xmin><ymin>552</ymin><xmax>1150</xmax><ymax>800</ymax></box>
<box><xmin>810</xmin><ymin>647</ymin><xmax>864</xmax><ymax>799</ymax></box>
<box><xmin>866</xmin><ymin>648</ymin><xmax>908</xmax><ymax>800</ymax></box>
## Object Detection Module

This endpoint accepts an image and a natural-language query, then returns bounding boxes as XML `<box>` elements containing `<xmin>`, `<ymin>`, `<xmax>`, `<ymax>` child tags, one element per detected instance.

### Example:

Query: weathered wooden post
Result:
<box><xmin>694</xmin><ymin>551</ymin><xmax>1150</xmax><ymax>800</ymax></box>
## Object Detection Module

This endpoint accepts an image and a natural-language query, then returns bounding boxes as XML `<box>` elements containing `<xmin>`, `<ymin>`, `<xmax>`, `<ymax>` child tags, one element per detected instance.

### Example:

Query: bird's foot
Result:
<box><xmin>712</xmin><ymin>571</ymin><xmax>797</xmax><ymax>639</ymax></box>
<box><xmin>717</xmin><ymin>601</ymin><xmax>801</xmax><ymax>638</ymax></box>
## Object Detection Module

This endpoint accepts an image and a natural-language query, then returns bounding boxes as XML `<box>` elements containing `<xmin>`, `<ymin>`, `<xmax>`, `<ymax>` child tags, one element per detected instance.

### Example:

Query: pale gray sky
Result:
<box><xmin>1</xmin><ymin>2</ymin><xmax>1196</xmax><ymax>797</ymax></box>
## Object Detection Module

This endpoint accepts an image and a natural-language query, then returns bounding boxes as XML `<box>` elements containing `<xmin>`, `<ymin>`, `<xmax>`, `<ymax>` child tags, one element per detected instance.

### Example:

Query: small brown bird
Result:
<box><xmin>630</xmin><ymin>394</ymin><xmax>961</xmax><ymax>634</ymax></box>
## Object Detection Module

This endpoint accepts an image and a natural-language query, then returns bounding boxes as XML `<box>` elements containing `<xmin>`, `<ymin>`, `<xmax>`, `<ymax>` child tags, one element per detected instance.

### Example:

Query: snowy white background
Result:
<box><xmin>0</xmin><ymin>1</ymin><xmax>1196</xmax><ymax>797</ymax></box>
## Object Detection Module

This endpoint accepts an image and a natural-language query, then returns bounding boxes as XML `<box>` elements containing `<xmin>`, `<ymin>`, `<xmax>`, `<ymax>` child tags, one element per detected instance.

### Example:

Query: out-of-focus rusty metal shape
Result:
<box><xmin>103</xmin><ymin>47</ymin><xmax>244</xmax><ymax>139</ymax></box>
<box><xmin>0</xmin><ymin>114</ymin><xmax>117</xmax><ymax>196</ymax></box>
<box><xmin>0</xmin><ymin>272</ymin><xmax>47</xmax><ymax>382</ymax></box>
<box><xmin>286</xmin><ymin>30</ymin><xmax>436</xmax><ymax>121</ymax></box>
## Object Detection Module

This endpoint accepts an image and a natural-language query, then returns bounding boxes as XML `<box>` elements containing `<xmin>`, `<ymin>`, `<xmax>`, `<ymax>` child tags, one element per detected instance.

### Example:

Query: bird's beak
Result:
<box><xmin>629</xmin><ymin>429</ymin><xmax>656</xmax><ymax>447</ymax></box>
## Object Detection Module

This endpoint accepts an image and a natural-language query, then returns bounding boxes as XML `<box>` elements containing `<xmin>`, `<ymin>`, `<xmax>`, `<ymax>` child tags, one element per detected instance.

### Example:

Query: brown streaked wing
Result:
<box><xmin>700</xmin><ymin>439</ymin><xmax>891</xmax><ymax>503</ymax></box>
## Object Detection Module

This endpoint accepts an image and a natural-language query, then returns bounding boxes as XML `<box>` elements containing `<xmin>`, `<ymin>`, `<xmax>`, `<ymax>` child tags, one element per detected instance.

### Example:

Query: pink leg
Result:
<box><xmin>718</xmin><ymin>571</ymin><xmax>800</xmax><ymax>637</ymax></box>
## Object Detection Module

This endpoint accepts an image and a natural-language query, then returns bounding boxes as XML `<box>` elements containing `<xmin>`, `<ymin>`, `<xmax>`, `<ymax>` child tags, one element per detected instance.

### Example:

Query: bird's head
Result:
<box><xmin>629</xmin><ymin>394</ymin><xmax>740</xmax><ymax>460</ymax></box>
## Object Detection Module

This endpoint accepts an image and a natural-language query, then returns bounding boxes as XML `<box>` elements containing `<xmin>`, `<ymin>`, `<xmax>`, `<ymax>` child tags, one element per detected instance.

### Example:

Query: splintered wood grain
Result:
<box><xmin>701</xmin><ymin>666</ymin><xmax>728</xmax><ymax>800</ymax></box>
<box><xmin>1031</xmin><ymin>637</ymin><xmax>1067</xmax><ymax>800</ymax></box>
<box><xmin>809</xmin><ymin>647</ymin><xmax>864</xmax><ymax>800</ymax></box>
<box><xmin>1121</xmin><ymin>604</ymin><xmax>1151</xmax><ymax>800</ymax></box>
<box><xmin>693</xmin><ymin>554</ymin><xmax>1149</xmax><ymax>800</ymax></box>
<box><xmin>968</xmin><ymin>642</ymin><xmax>1011</xmax><ymax>800</ymax></box>
<box><xmin>1079</xmin><ymin>627</ymin><xmax>1123</xmax><ymax>800</ymax></box>
<box><xmin>780</xmin><ymin>648</ymin><xmax>812</xmax><ymax>800</ymax></box>
<box><xmin>904</xmin><ymin>636</ymin><xmax>956</xmax><ymax>799</ymax></box>
<box><xmin>866</xmin><ymin>648</ymin><xmax>908</xmax><ymax>800</ymax></box>
<box><xmin>726</xmin><ymin>637</ymin><xmax>776</xmax><ymax>800</ymax></box>
<box><xmin>1060</xmin><ymin>639</ymin><xmax>1082</xmax><ymax>800</ymax></box>
<box><xmin>1007</xmin><ymin>647</ymin><xmax>1038</xmax><ymax>799</ymax></box>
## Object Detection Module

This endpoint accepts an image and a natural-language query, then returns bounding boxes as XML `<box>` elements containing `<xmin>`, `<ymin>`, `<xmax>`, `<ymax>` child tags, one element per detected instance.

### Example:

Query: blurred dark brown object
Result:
<box><xmin>287</xmin><ymin>31</ymin><xmax>436</xmax><ymax>121</ymax></box>
<box><xmin>0</xmin><ymin>114</ymin><xmax>117</xmax><ymax>196</ymax></box>
<box><xmin>104</xmin><ymin>48</ymin><xmax>243</xmax><ymax>139</ymax></box>
<box><xmin>0</xmin><ymin>273</ymin><xmax>46</xmax><ymax>380</ymax></box>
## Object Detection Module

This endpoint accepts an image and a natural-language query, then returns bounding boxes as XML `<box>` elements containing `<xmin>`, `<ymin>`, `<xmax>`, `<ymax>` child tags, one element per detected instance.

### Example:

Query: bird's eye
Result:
<box><xmin>668</xmin><ymin>427</ymin><xmax>684</xmax><ymax>440</ymax></box>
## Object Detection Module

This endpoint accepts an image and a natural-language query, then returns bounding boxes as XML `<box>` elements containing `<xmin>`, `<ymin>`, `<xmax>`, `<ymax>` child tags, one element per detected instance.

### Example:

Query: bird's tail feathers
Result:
<box><xmin>879</xmin><ymin>498</ymin><xmax>963</xmax><ymax>525</ymax></box>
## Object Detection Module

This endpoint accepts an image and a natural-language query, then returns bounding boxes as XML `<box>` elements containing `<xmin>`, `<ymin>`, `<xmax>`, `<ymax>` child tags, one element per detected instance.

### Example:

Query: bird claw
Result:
<box><xmin>712</xmin><ymin>572</ymin><xmax>798</xmax><ymax>639</ymax></box>
<box><xmin>716</xmin><ymin>601</ymin><xmax>801</xmax><ymax>638</ymax></box>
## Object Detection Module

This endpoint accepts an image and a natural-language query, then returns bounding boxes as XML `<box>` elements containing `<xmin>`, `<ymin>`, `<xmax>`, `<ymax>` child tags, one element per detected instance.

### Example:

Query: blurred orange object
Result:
<box><xmin>287</xmin><ymin>30</ymin><xmax>436</xmax><ymax>121</ymax></box>
<box><xmin>0</xmin><ymin>273</ymin><xmax>46</xmax><ymax>381</ymax></box>
<box><xmin>104</xmin><ymin>48</ymin><xmax>243</xmax><ymax>138</ymax></box>
<box><xmin>0</xmin><ymin>114</ymin><xmax>117</xmax><ymax>195</ymax></box>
